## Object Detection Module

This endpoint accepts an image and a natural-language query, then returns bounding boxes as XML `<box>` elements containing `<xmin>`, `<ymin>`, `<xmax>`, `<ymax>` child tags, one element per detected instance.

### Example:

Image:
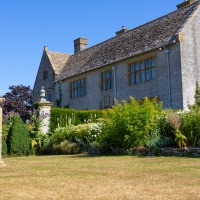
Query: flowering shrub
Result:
<box><xmin>86</xmin><ymin>122</ymin><xmax>103</xmax><ymax>146</ymax></box>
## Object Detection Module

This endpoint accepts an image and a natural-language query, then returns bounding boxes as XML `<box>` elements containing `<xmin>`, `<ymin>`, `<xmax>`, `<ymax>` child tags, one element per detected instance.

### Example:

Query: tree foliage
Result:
<box><xmin>1</xmin><ymin>85</ymin><xmax>33</xmax><ymax>121</ymax></box>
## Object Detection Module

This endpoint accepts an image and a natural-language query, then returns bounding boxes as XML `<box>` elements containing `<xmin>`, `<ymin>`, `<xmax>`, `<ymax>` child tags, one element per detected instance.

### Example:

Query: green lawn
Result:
<box><xmin>0</xmin><ymin>155</ymin><xmax>200</xmax><ymax>200</ymax></box>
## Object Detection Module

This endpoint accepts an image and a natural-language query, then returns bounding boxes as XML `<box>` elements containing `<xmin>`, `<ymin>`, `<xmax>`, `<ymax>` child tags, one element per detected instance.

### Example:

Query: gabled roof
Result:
<box><xmin>46</xmin><ymin>49</ymin><xmax>71</xmax><ymax>75</ymax></box>
<box><xmin>51</xmin><ymin>1</ymin><xmax>199</xmax><ymax>81</ymax></box>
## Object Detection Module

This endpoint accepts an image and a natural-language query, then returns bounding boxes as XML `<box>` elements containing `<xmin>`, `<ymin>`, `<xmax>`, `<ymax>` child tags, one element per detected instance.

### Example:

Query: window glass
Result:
<box><xmin>146</xmin><ymin>69</ymin><xmax>150</xmax><ymax>81</ymax></box>
<box><xmin>129</xmin><ymin>57</ymin><xmax>156</xmax><ymax>85</ymax></box>
<box><xmin>130</xmin><ymin>64</ymin><xmax>134</xmax><ymax>72</ymax></box>
<box><xmin>141</xmin><ymin>71</ymin><xmax>145</xmax><ymax>82</ymax></box>
<box><xmin>151</xmin><ymin>57</ymin><xmax>156</xmax><ymax>67</ymax></box>
<box><xmin>136</xmin><ymin>72</ymin><xmax>140</xmax><ymax>83</ymax></box>
<box><xmin>110</xmin><ymin>70</ymin><xmax>112</xmax><ymax>78</ymax></box>
<box><xmin>130</xmin><ymin>74</ymin><xmax>135</xmax><ymax>85</ymax></box>
<box><xmin>101</xmin><ymin>70</ymin><xmax>112</xmax><ymax>91</ymax></box>
<box><xmin>135</xmin><ymin>62</ymin><xmax>140</xmax><ymax>71</ymax></box>
<box><xmin>146</xmin><ymin>59</ymin><xmax>150</xmax><ymax>68</ymax></box>
<box><xmin>71</xmin><ymin>79</ymin><xmax>86</xmax><ymax>98</ymax></box>
<box><xmin>152</xmin><ymin>68</ymin><xmax>156</xmax><ymax>80</ymax></box>
<box><xmin>141</xmin><ymin>61</ymin><xmax>145</xmax><ymax>70</ymax></box>
<box><xmin>43</xmin><ymin>71</ymin><xmax>48</xmax><ymax>80</ymax></box>
<box><xmin>106</xmin><ymin>71</ymin><xmax>109</xmax><ymax>79</ymax></box>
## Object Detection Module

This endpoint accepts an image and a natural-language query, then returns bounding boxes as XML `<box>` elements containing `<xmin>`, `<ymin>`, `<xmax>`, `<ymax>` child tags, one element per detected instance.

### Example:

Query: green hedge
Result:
<box><xmin>50</xmin><ymin>108</ymin><xmax>103</xmax><ymax>133</ymax></box>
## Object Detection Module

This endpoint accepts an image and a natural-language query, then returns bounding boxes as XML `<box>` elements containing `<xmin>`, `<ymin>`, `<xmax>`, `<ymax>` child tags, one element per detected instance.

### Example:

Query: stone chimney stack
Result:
<box><xmin>176</xmin><ymin>0</ymin><xmax>195</xmax><ymax>9</ymax></box>
<box><xmin>74</xmin><ymin>38</ymin><xmax>87</xmax><ymax>53</ymax></box>
<box><xmin>116</xmin><ymin>26</ymin><xmax>129</xmax><ymax>36</ymax></box>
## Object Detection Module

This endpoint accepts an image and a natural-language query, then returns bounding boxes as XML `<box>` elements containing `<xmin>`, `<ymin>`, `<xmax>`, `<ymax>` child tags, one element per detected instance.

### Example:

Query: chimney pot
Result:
<box><xmin>176</xmin><ymin>0</ymin><xmax>195</xmax><ymax>9</ymax></box>
<box><xmin>116</xmin><ymin>26</ymin><xmax>129</xmax><ymax>36</ymax></box>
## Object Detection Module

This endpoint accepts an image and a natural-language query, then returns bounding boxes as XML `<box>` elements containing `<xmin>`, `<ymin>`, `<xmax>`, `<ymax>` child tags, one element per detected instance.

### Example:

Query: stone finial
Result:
<box><xmin>39</xmin><ymin>86</ymin><xmax>46</xmax><ymax>102</ymax></box>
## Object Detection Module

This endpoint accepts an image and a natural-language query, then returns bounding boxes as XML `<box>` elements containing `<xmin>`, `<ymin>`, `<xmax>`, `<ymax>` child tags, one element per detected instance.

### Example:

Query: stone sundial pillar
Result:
<box><xmin>0</xmin><ymin>97</ymin><xmax>5</xmax><ymax>166</ymax></box>
<box><xmin>38</xmin><ymin>87</ymin><xmax>52</xmax><ymax>134</ymax></box>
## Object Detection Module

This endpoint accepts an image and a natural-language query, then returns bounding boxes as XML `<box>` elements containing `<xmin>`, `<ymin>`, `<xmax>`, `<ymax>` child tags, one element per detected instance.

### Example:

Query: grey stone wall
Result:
<box><xmin>179</xmin><ymin>5</ymin><xmax>200</xmax><ymax>109</ymax></box>
<box><xmin>33</xmin><ymin>49</ymin><xmax>55</xmax><ymax>104</ymax></box>
<box><xmin>60</xmin><ymin>68</ymin><xmax>114</xmax><ymax>110</ymax></box>
<box><xmin>60</xmin><ymin>45</ymin><xmax>183</xmax><ymax>110</ymax></box>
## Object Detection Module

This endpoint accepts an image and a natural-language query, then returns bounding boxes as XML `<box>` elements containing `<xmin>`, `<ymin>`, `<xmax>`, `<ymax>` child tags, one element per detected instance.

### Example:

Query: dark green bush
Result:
<box><xmin>7</xmin><ymin>116</ymin><xmax>31</xmax><ymax>155</ymax></box>
<box><xmin>50</xmin><ymin>108</ymin><xmax>103</xmax><ymax>132</ymax></box>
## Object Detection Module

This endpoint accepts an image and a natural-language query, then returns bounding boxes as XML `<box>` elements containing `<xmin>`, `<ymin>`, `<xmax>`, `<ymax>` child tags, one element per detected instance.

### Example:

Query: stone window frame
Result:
<box><xmin>101</xmin><ymin>69</ymin><xmax>112</xmax><ymax>91</ymax></box>
<box><xmin>128</xmin><ymin>56</ymin><xmax>157</xmax><ymax>85</ymax></box>
<box><xmin>70</xmin><ymin>78</ymin><xmax>87</xmax><ymax>99</ymax></box>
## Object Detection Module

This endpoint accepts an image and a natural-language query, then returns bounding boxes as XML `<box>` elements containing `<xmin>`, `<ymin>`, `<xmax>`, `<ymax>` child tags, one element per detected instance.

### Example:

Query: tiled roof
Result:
<box><xmin>54</xmin><ymin>2</ymin><xmax>199</xmax><ymax>81</ymax></box>
<box><xmin>46</xmin><ymin>51</ymin><xmax>71</xmax><ymax>75</ymax></box>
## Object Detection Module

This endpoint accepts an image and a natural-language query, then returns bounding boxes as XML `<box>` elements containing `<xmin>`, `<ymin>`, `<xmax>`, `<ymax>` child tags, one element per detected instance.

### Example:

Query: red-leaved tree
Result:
<box><xmin>0</xmin><ymin>85</ymin><xmax>33</xmax><ymax>121</ymax></box>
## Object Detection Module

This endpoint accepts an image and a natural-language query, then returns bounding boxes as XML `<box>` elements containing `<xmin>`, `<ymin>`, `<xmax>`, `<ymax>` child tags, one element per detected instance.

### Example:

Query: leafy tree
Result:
<box><xmin>0</xmin><ymin>85</ymin><xmax>33</xmax><ymax>121</ymax></box>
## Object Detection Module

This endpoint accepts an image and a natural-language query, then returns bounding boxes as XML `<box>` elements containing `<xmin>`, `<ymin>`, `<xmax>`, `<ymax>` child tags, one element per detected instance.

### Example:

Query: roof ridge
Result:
<box><xmin>70</xmin><ymin>2</ymin><xmax>198</xmax><ymax>57</ymax></box>
<box><xmin>173</xmin><ymin>1</ymin><xmax>199</xmax><ymax>38</ymax></box>
<box><xmin>55</xmin><ymin>2</ymin><xmax>199</xmax><ymax>81</ymax></box>
<box><xmin>47</xmin><ymin>50</ymin><xmax>72</xmax><ymax>56</ymax></box>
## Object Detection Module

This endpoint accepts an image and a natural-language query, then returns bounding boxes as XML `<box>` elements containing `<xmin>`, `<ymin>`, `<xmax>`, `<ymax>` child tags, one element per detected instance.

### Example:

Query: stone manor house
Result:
<box><xmin>33</xmin><ymin>0</ymin><xmax>200</xmax><ymax>110</ymax></box>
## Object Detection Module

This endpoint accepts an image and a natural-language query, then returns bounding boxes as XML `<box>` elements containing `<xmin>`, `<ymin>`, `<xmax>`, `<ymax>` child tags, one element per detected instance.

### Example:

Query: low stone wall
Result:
<box><xmin>130</xmin><ymin>147</ymin><xmax>200</xmax><ymax>157</ymax></box>
<box><xmin>87</xmin><ymin>146</ymin><xmax>200</xmax><ymax>157</ymax></box>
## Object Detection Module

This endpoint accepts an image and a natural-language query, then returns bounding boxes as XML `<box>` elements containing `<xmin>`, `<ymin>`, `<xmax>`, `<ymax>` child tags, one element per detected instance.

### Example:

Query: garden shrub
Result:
<box><xmin>7</xmin><ymin>116</ymin><xmax>31</xmax><ymax>155</ymax></box>
<box><xmin>101</xmin><ymin>97</ymin><xmax>162</xmax><ymax>148</ymax></box>
<box><xmin>59</xmin><ymin>140</ymin><xmax>81</xmax><ymax>154</ymax></box>
<box><xmin>157</xmin><ymin>111</ymin><xmax>174</xmax><ymax>139</ymax></box>
<box><xmin>156</xmin><ymin>137</ymin><xmax>174</xmax><ymax>148</ymax></box>
<box><xmin>141</xmin><ymin>128</ymin><xmax>174</xmax><ymax>149</ymax></box>
<box><xmin>39</xmin><ymin>140</ymin><xmax>81</xmax><ymax>155</ymax></box>
<box><xmin>50</xmin><ymin>108</ymin><xmax>103</xmax><ymax>132</ymax></box>
<box><xmin>180</xmin><ymin>111</ymin><xmax>200</xmax><ymax>146</ymax></box>
<box><xmin>27</xmin><ymin>112</ymin><xmax>50</xmax><ymax>154</ymax></box>
<box><xmin>166</xmin><ymin>112</ymin><xmax>187</xmax><ymax>148</ymax></box>
<box><xmin>51</xmin><ymin>126</ymin><xmax>72</xmax><ymax>144</ymax></box>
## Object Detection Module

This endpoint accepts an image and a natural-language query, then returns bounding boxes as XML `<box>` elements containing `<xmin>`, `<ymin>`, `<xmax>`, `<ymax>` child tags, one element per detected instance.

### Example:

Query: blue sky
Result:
<box><xmin>0</xmin><ymin>0</ymin><xmax>182</xmax><ymax>95</ymax></box>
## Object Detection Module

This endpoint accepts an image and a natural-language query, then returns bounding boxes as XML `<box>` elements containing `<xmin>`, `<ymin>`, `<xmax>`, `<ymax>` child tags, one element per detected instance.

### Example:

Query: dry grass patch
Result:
<box><xmin>0</xmin><ymin>155</ymin><xmax>200</xmax><ymax>200</ymax></box>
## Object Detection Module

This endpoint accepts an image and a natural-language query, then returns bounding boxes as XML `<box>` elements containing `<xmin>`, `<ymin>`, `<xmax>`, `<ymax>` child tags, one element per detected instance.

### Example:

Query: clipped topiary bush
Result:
<box><xmin>7</xmin><ymin>116</ymin><xmax>31</xmax><ymax>155</ymax></box>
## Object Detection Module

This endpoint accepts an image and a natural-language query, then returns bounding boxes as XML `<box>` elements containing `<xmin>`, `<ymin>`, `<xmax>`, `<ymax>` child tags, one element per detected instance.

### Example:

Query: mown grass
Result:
<box><xmin>0</xmin><ymin>155</ymin><xmax>200</xmax><ymax>200</ymax></box>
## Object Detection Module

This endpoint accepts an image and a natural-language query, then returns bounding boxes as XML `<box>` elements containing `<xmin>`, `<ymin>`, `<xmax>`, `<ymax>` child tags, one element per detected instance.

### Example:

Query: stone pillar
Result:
<box><xmin>38</xmin><ymin>87</ymin><xmax>52</xmax><ymax>134</ymax></box>
<box><xmin>0</xmin><ymin>98</ymin><xmax>5</xmax><ymax>166</ymax></box>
